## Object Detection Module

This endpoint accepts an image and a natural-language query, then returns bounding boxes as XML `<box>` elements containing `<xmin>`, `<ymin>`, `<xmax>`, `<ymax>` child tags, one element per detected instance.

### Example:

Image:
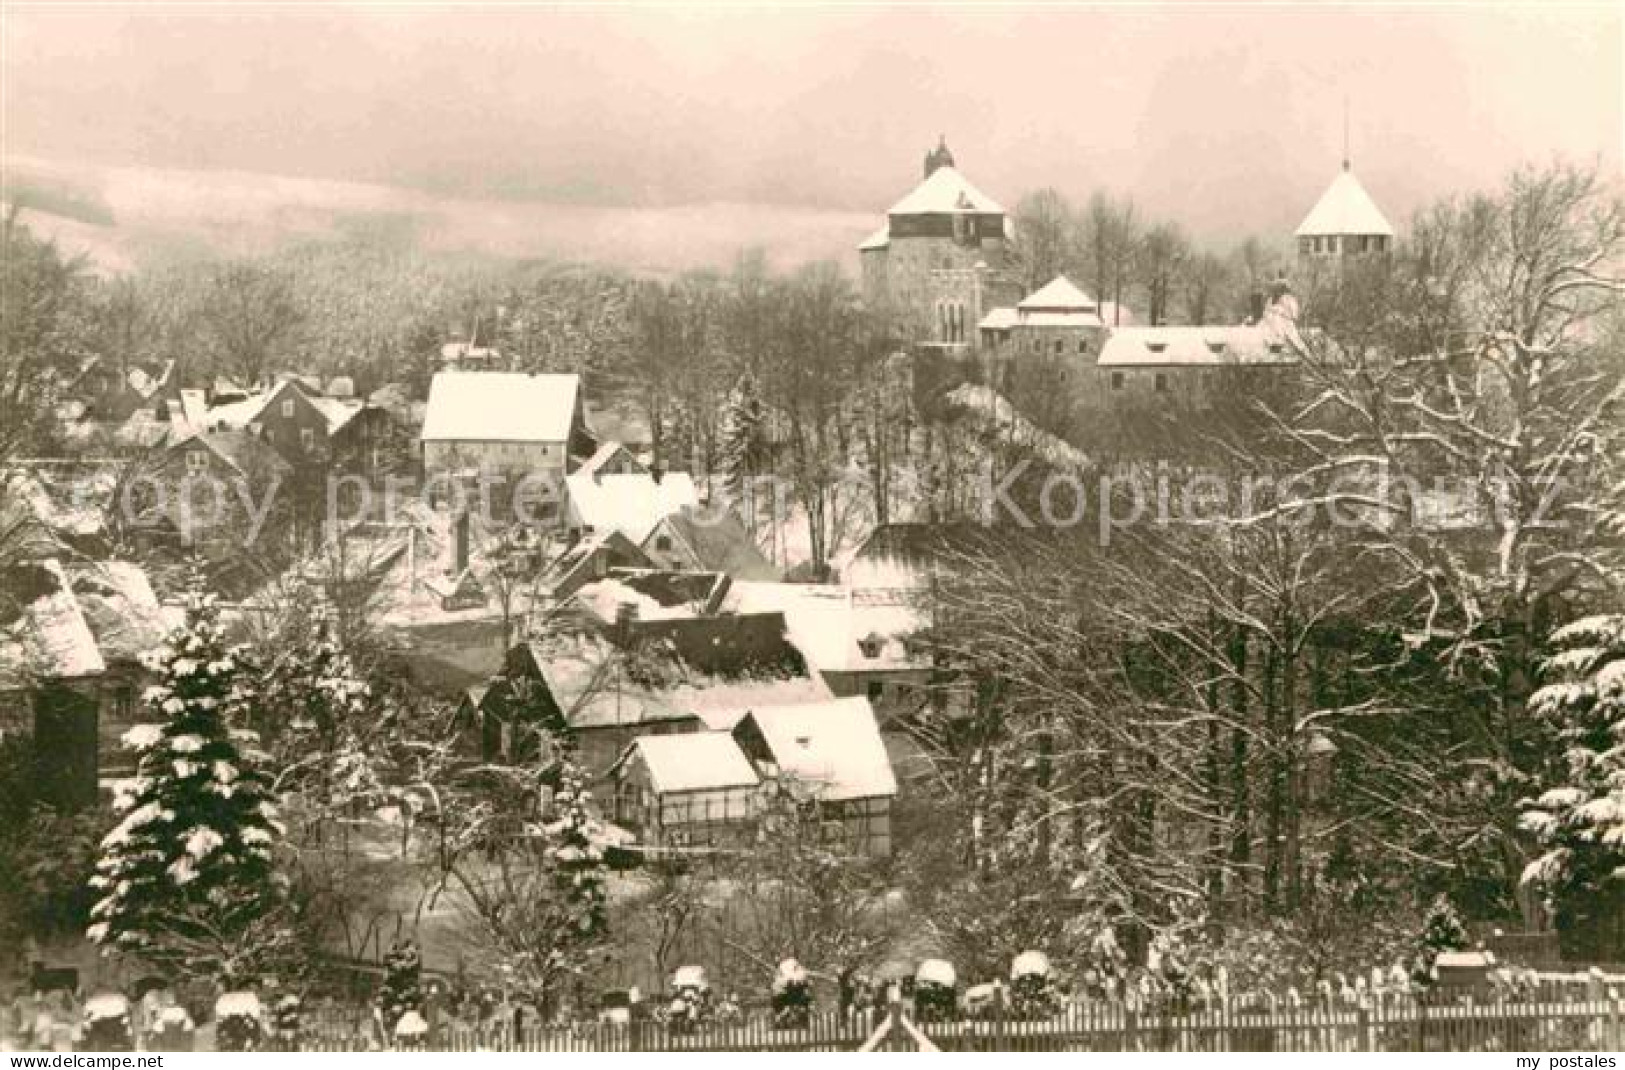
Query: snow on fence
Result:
<box><xmin>294</xmin><ymin>998</ymin><xmax>1625</xmax><ymax>1053</ymax></box>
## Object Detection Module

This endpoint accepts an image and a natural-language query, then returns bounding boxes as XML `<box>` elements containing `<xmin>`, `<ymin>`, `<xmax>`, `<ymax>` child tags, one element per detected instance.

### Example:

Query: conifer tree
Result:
<box><xmin>1413</xmin><ymin>894</ymin><xmax>1469</xmax><ymax>981</ymax></box>
<box><xmin>86</xmin><ymin>578</ymin><xmax>286</xmax><ymax>982</ymax></box>
<box><xmin>1522</xmin><ymin>615</ymin><xmax>1625</xmax><ymax>959</ymax></box>
<box><xmin>378</xmin><ymin>938</ymin><xmax>423</xmax><ymax>1034</ymax></box>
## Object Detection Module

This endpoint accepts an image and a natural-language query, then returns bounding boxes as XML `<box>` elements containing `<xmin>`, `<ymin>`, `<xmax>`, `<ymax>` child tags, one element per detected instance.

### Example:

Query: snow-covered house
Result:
<box><xmin>730</xmin><ymin>696</ymin><xmax>898</xmax><ymax>857</ymax></box>
<box><xmin>491</xmin><ymin>612</ymin><xmax>829</xmax><ymax>778</ymax></box>
<box><xmin>248</xmin><ymin>378</ymin><xmax>404</xmax><ymax>476</ymax></box>
<box><xmin>420</xmin><ymin>371</ymin><xmax>591</xmax><ymax>484</ymax></box>
<box><xmin>564</xmin><ymin>442</ymin><xmax>698</xmax><ymax>544</ymax></box>
<box><xmin>148</xmin><ymin>430</ymin><xmax>293</xmax><ymax>547</ymax></box>
<box><xmin>641</xmin><ymin>506</ymin><xmax>778</xmax><ymax>581</ymax></box>
<box><xmin>608</xmin><ymin>732</ymin><xmax>761</xmax><ymax>853</ymax></box>
<box><xmin>0</xmin><ymin>559</ymin><xmax>171</xmax><ymax>809</ymax></box>
<box><xmin>536</xmin><ymin>531</ymin><xmax>654</xmax><ymax>602</ymax></box>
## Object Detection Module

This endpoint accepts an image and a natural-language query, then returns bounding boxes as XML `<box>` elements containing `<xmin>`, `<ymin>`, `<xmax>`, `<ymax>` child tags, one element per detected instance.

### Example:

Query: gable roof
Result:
<box><xmin>70</xmin><ymin>560</ymin><xmax>172</xmax><ymax>665</ymax></box>
<box><xmin>647</xmin><ymin>507</ymin><xmax>779</xmax><ymax>581</ymax></box>
<box><xmin>539</xmin><ymin>530</ymin><xmax>654</xmax><ymax>599</ymax></box>
<box><xmin>888</xmin><ymin>165</ymin><xmax>1004</xmax><ymax>217</ymax></box>
<box><xmin>622</xmin><ymin>732</ymin><xmax>759</xmax><ymax>794</ymax></box>
<box><xmin>171</xmin><ymin>429</ymin><xmax>291</xmax><ymax>478</ymax></box>
<box><xmin>734</xmin><ymin>696</ymin><xmax>897</xmax><ymax>802</ymax></box>
<box><xmin>421</xmin><ymin>371</ymin><xmax>581</xmax><ymax>444</ymax></box>
<box><xmin>1096</xmin><ymin>325</ymin><xmax>1302</xmax><ymax>368</ymax></box>
<box><xmin>1296</xmin><ymin>168</ymin><xmax>1395</xmax><ymax>237</ymax></box>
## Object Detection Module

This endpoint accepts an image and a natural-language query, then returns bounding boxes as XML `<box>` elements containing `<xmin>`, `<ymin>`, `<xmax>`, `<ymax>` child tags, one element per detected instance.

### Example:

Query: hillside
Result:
<box><xmin>1</xmin><ymin>154</ymin><xmax>876</xmax><ymax>277</ymax></box>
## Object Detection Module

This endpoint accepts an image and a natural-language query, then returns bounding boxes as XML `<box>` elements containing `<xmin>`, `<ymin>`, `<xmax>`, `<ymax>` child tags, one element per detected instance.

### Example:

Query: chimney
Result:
<box><xmin>615</xmin><ymin>600</ymin><xmax>638</xmax><ymax>645</ymax></box>
<box><xmin>1248</xmin><ymin>289</ymin><xmax>1266</xmax><ymax>324</ymax></box>
<box><xmin>454</xmin><ymin>509</ymin><xmax>471</xmax><ymax>574</ymax></box>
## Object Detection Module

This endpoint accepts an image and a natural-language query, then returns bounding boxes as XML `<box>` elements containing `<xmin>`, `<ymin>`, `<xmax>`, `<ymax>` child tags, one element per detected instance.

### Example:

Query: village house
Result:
<box><xmin>0</xmin><ymin>558</ymin><xmax>171</xmax><ymax>811</ymax></box>
<box><xmin>640</xmin><ymin>505</ymin><xmax>779</xmax><ymax>581</ymax></box>
<box><xmin>248</xmin><ymin>378</ymin><xmax>406</xmax><ymax>477</ymax></box>
<box><xmin>419</xmin><ymin>370</ymin><xmax>592</xmax><ymax>489</ymax></box>
<box><xmin>564</xmin><ymin>442</ymin><xmax>698</xmax><ymax>544</ymax></box>
<box><xmin>143</xmin><ymin>429</ymin><xmax>294</xmax><ymax>548</ymax></box>
<box><xmin>977</xmin><ymin>275</ymin><xmax>1108</xmax><ymax>361</ymax></box>
<box><xmin>607</xmin><ymin>732</ymin><xmax>761</xmax><ymax>853</ymax></box>
<box><xmin>730</xmin><ymin>696</ymin><xmax>897</xmax><ymax>858</ymax></box>
<box><xmin>473</xmin><ymin>609</ymin><xmax>829</xmax><ymax>777</ymax></box>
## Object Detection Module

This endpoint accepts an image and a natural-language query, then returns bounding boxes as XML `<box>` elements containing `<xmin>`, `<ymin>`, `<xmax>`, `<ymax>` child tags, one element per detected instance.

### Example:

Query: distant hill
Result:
<box><xmin>1</xmin><ymin>155</ymin><xmax>876</xmax><ymax>277</ymax></box>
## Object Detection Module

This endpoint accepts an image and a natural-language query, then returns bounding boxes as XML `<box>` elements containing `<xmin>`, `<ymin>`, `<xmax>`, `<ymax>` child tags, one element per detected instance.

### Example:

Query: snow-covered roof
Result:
<box><xmin>421</xmin><ymin>371</ymin><xmax>581</xmax><ymax>444</ymax></box>
<box><xmin>626</xmin><ymin>732</ymin><xmax>759</xmax><ymax>794</ymax></box>
<box><xmin>888</xmin><ymin>165</ymin><xmax>1004</xmax><ymax>217</ymax></box>
<box><xmin>978</xmin><ymin>307</ymin><xmax>1020</xmax><ymax>332</ymax></box>
<box><xmin>566</xmin><ymin>468</ymin><xmax>698</xmax><ymax>545</ymax></box>
<box><xmin>722</xmin><ymin>581</ymin><xmax>927</xmax><ymax>673</ymax></box>
<box><xmin>528</xmin><ymin>623</ymin><xmax>828</xmax><ymax>732</ymax></box>
<box><xmin>200</xmin><ymin>392</ymin><xmax>270</xmax><ymax>433</ymax></box>
<box><xmin>72</xmin><ymin>560</ymin><xmax>171</xmax><ymax>664</ymax></box>
<box><xmin>737</xmin><ymin>695</ymin><xmax>897</xmax><ymax>802</ymax></box>
<box><xmin>1019</xmin><ymin>276</ymin><xmax>1096</xmax><ymax>312</ymax></box>
<box><xmin>215</xmin><ymin>992</ymin><xmax>262</xmax><ymax>1019</ymax></box>
<box><xmin>858</xmin><ymin>227</ymin><xmax>890</xmax><ymax>252</ymax></box>
<box><xmin>0</xmin><ymin>559</ymin><xmax>106</xmax><ymax>686</ymax></box>
<box><xmin>644</xmin><ymin>507</ymin><xmax>778</xmax><ymax>582</ymax></box>
<box><xmin>84</xmin><ymin>993</ymin><xmax>130</xmax><ymax>1020</ymax></box>
<box><xmin>1296</xmin><ymin>167</ymin><xmax>1395</xmax><ymax>237</ymax></box>
<box><xmin>1096</xmin><ymin>325</ymin><xmax>1301</xmax><ymax>368</ymax></box>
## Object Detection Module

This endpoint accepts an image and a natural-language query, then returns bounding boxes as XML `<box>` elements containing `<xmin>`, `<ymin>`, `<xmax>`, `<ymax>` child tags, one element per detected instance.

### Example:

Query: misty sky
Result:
<box><xmin>4</xmin><ymin>4</ymin><xmax>1621</xmax><ymax>242</ymax></box>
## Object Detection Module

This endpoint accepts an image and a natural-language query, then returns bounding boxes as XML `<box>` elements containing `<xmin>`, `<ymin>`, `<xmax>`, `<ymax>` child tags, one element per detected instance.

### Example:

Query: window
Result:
<box><xmin>1154</xmin><ymin>373</ymin><xmax>1169</xmax><ymax>394</ymax></box>
<box><xmin>1054</xmin><ymin>339</ymin><xmax>1064</xmax><ymax>355</ymax></box>
<box><xmin>281</xmin><ymin>399</ymin><xmax>295</xmax><ymax>418</ymax></box>
<box><xmin>867</xmin><ymin>680</ymin><xmax>885</xmax><ymax>702</ymax></box>
<box><xmin>1300</xmin><ymin>238</ymin><xmax>1314</xmax><ymax>256</ymax></box>
<box><xmin>186</xmin><ymin>449</ymin><xmax>208</xmax><ymax>472</ymax></box>
<box><xmin>1078</xmin><ymin>337</ymin><xmax>1089</xmax><ymax>354</ymax></box>
<box><xmin>655</xmin><ymin>535</ymin><xmax>672</xmax><ymax>552</ymax></box>
<box><xmin>1327</xmin><ymin>236</ymin><xmax>1339</xmax><ymax>254</ymax></box>
<box><xmin>1110</xmin><ymin>372</ymin><xmax>1125</xmax><ymax>391</ymax></box>
<box><xmin>300</xmin><ymin>428</ymin><xmax>315</xmax><ymax>451</ymax></box>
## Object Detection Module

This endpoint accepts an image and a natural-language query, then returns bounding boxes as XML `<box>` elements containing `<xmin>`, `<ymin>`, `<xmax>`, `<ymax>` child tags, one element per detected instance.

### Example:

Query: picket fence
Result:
<box><xmin>297</xmin><ymin>997</ymin><xmax>1625</xmax><ymax>1053</ymax></box>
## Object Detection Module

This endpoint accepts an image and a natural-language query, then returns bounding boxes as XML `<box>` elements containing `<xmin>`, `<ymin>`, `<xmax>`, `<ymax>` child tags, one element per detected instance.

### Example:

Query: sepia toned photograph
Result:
<box><xmin>0</xmin><ymin>0</ymin><xmax>1621</xmax><ymax>1055</ymax></box>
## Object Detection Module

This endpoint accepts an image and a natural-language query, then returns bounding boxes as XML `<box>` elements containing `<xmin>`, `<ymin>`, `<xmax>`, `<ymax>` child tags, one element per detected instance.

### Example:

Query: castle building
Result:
<box><xmin>859</xmin><ymin>137</ymin><xmax>1021</xmax><ymax>354</ymax></box>
<box><xmin>1295</xmin><ymin>161</ymin><xmax>1394</xmax><ymax>269</ymax></box>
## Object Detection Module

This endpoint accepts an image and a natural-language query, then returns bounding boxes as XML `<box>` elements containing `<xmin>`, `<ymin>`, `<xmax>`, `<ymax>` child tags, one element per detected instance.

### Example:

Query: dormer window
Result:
<box><xmin>1146</xmin><ymin>341</ymin><xmax>1168</xmax><ymax>354</ymax></box>
<box><xmin>1207</xmin><ymin>341</ymin><xmax>1227</xmax><ymax>355</ymax></box>
<box><xmin>857</xmin><ymin>633</ymin><xmax>883</xmax><ymax>659</ymax></box>
<box><xmin>1268</xmin><ymin>342</ymin><xmax>1286</xmax><ymax>355</ymax></box>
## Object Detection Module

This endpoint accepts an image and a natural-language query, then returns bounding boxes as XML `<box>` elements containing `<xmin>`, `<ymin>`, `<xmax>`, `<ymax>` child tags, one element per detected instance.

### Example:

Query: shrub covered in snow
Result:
<box><xmin>770</xmin><ymin>958</ymin><xmax>812</xmax><ymax>1029</ymax></box>
<box><xmin>81</xmin><ymin>993</ymin><xmax>132</xmax><ymax>1051</ymax></box>
<box><xmin>1010</xmin><ymin>950</ymin><xmax>1057</xmax><ymax>1019</ymax></box>
<box><xmin>913</xmin><ymin>959</ymin><xmax>957</xmax><ymax>1023</ymax></box>
<box><xmin>378</xmin><ymin>939</ymin><xmax>423</xmax><ymax>1035</ymax></box>
<box><xmin>214</xmin><ymin>991</ymin><xmax>264</xmax><ymax>1052</ymax></box>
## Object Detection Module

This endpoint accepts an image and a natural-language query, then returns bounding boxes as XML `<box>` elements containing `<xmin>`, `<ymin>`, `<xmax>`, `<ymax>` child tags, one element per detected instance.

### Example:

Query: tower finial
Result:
<box><xmin>1342</xmin><ymin>96</ymin><xmax>1350</xmax><ymax>171</ymax></box>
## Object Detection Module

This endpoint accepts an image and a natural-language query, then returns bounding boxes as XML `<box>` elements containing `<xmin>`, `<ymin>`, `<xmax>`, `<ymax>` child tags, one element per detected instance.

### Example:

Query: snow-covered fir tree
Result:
<box><xmin>378</xmin><ymin>938</ymin><xmax>423</xmax><ymax>1034</ymax></box>
<box><xmin>1522</xmin><ymin>614</ymin><xmax>1625</xmax><ymax>958</ymax></box>
<box><xmin>86</xmin><ymin>579</ymin><xmax>287</xmax><ymax>982</ymax></box>
<box><xmin>719</xmin><ymin>372</ymin><xmax>767</xmax><ymax>499</ymax></box>
<box><xmin>1413</xmin><ymin>894</ymin><xmax>1469</xmax><ymax>981</ymax></box>
<box><xmin>547</xmin><ymin>759</ymin><xmax>608</xmax><ymax>945</ymax></box>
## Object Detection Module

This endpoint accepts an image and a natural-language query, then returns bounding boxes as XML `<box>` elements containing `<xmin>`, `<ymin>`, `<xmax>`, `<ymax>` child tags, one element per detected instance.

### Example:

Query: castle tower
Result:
<box><xmin>858</xmin><ymin>139</ymin><xmax>1018</xmax><ymax>352</ymax></box>
<box><xmin>1295</xmin><ymin>161</ymin><xmax>1395</xmax><ymax>268</ymax></box>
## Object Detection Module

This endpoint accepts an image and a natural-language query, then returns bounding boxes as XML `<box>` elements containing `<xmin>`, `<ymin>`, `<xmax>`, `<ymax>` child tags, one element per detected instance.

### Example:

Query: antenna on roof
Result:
<box><xmin>1342</xmin><ymin>96</ymin><xmax>1350</xmax><ymax>172</ymax></box>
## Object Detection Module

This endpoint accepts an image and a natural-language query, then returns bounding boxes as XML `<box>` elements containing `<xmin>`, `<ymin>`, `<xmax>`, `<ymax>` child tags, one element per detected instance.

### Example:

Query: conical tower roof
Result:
<box><xmin>1296</xmin><ymin>168</ymin><xmax>1394</xmax><ymax>238</ymax></box>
